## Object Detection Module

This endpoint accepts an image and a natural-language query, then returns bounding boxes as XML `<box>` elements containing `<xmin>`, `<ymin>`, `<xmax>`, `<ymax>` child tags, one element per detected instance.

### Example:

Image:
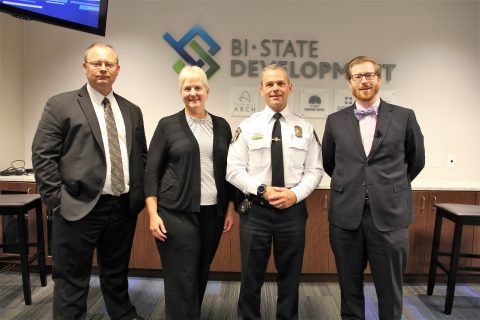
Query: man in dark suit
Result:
<box><xmin>32</xmin><ymin>42</ymin><xmax>147</xmax><ymax>320</ymax></box>
<box><xmin>322</xmin><ymin>56</ymin><xmax>425</xmax><ymax>320</ymax></box>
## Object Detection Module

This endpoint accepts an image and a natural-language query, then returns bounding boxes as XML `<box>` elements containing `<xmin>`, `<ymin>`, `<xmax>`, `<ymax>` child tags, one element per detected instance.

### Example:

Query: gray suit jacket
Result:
<box><xmin>32</xmin><ymin>85</ymin><xmax>147</xmax><ymax>221</ymax></box>
<box><xmin>322</xmin><ymin>100</ymin><xmax>425</xmax><ymax>231</ymax></box>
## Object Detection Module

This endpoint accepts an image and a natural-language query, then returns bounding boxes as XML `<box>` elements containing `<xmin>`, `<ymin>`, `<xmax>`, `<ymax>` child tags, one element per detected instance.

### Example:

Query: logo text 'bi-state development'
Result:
<box><xmin>164</xmin><ymin>24</ymin><xmax>221</xmax><ymax>79</ymax></box>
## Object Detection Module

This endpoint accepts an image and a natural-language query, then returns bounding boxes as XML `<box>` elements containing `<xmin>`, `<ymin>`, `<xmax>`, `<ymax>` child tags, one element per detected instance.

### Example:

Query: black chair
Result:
<box><xmin>427</xmin><ymin>203</ymin><xmax>480</xmax><ymax>314</ymax></box>
<box><xmin>0</xmin><ymin>194</ymin><xmax>47</xmax><ymax>305</ymax></box>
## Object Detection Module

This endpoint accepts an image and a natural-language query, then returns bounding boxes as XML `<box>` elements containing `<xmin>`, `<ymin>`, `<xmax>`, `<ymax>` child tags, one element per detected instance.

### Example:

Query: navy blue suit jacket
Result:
<box><xmin>322</xmin><ymin>100</ymin><xmax>425</xmax><ymax>231</ymax></box>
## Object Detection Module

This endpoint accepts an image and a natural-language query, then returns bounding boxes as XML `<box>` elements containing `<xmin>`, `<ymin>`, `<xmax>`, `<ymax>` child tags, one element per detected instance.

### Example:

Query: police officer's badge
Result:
<box><xmin>294</xmin><ymin>126</ymin><xmax>303</xmax><ymax>138</ymax></box>
<box><xmin>231</xmin><ymin>127</ymin><xmax>241</xmax><ymax>143</ymax></box>
<box><xmin>313</xmin><ymin>130</ymin><xmax>321</xmax><ymax>146</ymax></box>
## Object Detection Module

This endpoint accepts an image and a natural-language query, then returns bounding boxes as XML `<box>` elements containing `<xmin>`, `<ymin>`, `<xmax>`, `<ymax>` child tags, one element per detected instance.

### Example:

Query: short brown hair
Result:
<box><xmin>346</xmin><ymin>55</ymin><xmax>380</xmax><ymax>80</ymax></box>
<box><xmin>260</xmin><ymin>64</ymin><xmax>290</xmax><ymax>86</ymax></box>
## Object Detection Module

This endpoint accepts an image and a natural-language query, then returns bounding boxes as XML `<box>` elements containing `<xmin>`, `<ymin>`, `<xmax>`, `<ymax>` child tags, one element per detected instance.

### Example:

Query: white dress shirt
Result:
<box><xmin>226</xmin><ymin>106</ymin><xmax>324</xmax><ymax>203</ymax></box>
<box><xmin>356</xmin><ymin>98</ymin><xmax>380</xmax><ymax>156</ymax></box>
<box><xmin>87</xmin><ymin>84</ymin><xmax>130</xmax><ymax>195</ymax></box>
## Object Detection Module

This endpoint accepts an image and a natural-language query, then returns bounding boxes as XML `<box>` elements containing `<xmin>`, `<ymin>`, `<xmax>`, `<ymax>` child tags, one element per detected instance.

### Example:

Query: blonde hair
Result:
<box><xmin>178</xmin><ymin>65</ymin><xmax>209</xmax><ymax>91</ymax></box>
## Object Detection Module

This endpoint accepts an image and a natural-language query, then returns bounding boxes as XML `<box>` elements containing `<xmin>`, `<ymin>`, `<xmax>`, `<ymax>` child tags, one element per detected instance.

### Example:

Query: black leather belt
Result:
<box><xmin>96</xmin><ymin>193</ymin><xmax>129</xmax><ymax>208</ymax></box>
<box><xmin>249</xmin><ymin>194</ymin><xmax>275</xmax><ymax>210</ymax></box>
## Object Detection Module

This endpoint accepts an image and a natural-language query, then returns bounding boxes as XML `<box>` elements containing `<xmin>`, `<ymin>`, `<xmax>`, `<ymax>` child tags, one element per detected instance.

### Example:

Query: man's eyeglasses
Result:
<box><xmin>350</xmin><ymin>72</ymin><xmax>378</xmax><ymax>82</ymax></box>
<box><xmin>85</xmin><ymin>61</ymin><xmax>117</xmax><ymax>69</ymax></box>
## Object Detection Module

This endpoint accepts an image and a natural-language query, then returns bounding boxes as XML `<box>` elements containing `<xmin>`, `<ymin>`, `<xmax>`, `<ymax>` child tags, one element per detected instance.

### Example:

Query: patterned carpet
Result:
<box><xmin>1</xmin><ymin>270</ymin><xmax>479</xmax><ymax>319</ymax></box>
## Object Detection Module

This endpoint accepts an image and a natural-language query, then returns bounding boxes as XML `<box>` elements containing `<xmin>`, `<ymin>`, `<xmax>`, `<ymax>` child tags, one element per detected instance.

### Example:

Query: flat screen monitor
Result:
<box><xmin>0</xmin><ymin>0</ymin><xmax>109</xmax><ymax>36</ymax></box>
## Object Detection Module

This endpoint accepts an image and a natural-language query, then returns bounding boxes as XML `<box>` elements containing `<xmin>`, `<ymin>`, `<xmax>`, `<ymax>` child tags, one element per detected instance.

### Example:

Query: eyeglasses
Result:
<box><xmin>85</xmin><ymin>61</ymin><xmax>117</xmax><ymax>69</ymax></box>
<box><xmin>350</xmin><ymin>72</ymin><xmax>378</xmax><ymax>82</ymax></box>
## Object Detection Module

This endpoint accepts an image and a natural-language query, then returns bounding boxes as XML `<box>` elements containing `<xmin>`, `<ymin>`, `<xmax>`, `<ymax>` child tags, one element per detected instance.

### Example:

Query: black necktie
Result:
<box><xmin>102</xmin><ymin>97</ymin><xmax>125</xmax><ymax>196</ymax></box>
<box><xmin>271</xmin><ymin>112</ymin><xmax>284</xmax><ymax>187</ymax></box>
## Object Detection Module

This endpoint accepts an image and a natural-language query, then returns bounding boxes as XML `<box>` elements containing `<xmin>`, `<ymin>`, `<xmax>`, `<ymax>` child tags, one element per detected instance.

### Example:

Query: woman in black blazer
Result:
<box><xmin>144</xmin><ymin>66</ymin><xmax>235</xmax><ymax>320</ymax></box>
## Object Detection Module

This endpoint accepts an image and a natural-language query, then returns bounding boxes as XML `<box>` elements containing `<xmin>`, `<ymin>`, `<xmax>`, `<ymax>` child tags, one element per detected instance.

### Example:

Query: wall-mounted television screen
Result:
<box><xmin>0</xmin><ymin>0</ymin><xmax>109</xmax><ymax>36</ymax></box>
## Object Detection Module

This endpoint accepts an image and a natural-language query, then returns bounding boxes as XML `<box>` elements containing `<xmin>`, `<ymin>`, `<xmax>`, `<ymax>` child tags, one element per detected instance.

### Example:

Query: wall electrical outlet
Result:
<box><xmin>434</xmin><ymin>155</ymin><xmax>442</xmax><ymax>167</ymax></box>
<box><xmin>447</xmin><ymin>154</ymin><xmax>456</xmax><ymax>168</ymax></box>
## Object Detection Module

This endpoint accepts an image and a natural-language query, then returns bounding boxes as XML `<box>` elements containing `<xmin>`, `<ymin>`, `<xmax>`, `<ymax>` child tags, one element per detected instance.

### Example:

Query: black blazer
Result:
<box><xmin>144</xmin><ymin>109</ymin><xmax>233</xmax><ymax>217</ymax></box>
<box><xmin>32</xmin><ymin>85</ymin><xmax>148</xmax><ymax>221</ymax></box>
<box><xmin>322</xmin><ymin>100</ymin><xmax>425</xmax><ymax>231</ymax></box>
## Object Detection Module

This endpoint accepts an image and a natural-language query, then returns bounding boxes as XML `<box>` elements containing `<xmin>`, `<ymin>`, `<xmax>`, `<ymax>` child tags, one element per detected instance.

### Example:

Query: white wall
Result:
<box><xmin>0</xmin><ymin>14</ymin><xmax>24</xmax><ymax>171</ymax></box>
<box><xmin>2</xmin><ymin>0</ymin><xmax>480</xmax><ymax>183</ymax></box>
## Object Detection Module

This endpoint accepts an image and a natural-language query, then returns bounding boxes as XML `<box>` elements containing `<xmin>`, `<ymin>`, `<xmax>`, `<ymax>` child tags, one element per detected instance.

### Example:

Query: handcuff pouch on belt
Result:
<box><xmin>237</xmin><ymin>196</ymin><xmax>252</xmax><ymax>214</ymax></box>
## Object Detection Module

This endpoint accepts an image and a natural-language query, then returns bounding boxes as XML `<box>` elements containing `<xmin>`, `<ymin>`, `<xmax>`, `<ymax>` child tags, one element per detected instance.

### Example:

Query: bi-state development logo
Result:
<box><xmin>163</xmin><ymin>24</ymin><xmax>221</xmax><ymax>79</ymax></box>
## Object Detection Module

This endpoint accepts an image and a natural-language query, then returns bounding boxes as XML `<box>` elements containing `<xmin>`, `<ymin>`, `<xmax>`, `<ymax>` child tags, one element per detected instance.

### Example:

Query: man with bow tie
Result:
<box><xmin>322</xmin><ymin>56</ymin><xmax>425</xmax><ymax>320</ymax></box>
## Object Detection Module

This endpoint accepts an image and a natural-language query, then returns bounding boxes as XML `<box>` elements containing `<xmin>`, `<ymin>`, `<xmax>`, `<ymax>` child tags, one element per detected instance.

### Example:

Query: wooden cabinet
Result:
<box><xmin>218</xmin><ymin>189</ymin><xmax>479</xmax><ymax>276</ymax></box>
<box><xmin>229</xmin><ymin>213</ymin><xmax>242</xmax><ymax>272</ymax></box>
<box><xmin>302</xmin><ymin>190</ymin><xmax>331</xmax><ymax>273</ymax></box>
<box><xmin>406</xmin><ymin>191</ymin><xmax>429</xmax><ymax>274</ymax></box>
<box><xmin>129</xmin><ymin>207</ymin><xmax>235</xmax><ymax>272</ymax></box>
<box><xmin>2</xmin><ymin>179</ymin><xmax>479</xmax><ymax>276</ymax></box>
<box><xmin>129</xmin><ymin>209</ymin><xmax>161</xmax><ymax>269</ymax></box>
<box><xmin>210</xmin><ymin>224</ymin><xmax>232</xmax><ymax>272</ymax></box>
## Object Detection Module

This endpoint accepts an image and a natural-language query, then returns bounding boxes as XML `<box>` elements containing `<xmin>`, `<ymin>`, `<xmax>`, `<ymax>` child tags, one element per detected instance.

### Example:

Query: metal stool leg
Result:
<box><xmin>16</xmin><ymin>211</ymin><xmax>32</xmax><ymax>305</ymax></box>
<box><xmin>445</xmin><ymin>222</ymin><xmax>463</xmax><ymax>314</ymax></box>
<box><xmin>35</xmin><ymin>203</ymin><xmax>47</xmax><ymax>286</ymax></box>
<box><xmin>427</xmin><ymin>212</ymin><xmax>443</xmax><ymax>295</ymax></box>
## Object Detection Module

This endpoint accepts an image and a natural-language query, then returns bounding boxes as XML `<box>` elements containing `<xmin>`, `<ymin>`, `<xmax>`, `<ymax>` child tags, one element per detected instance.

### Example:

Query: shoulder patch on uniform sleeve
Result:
<box><xmin>313</xmin><ymin>130</ymin><xmax>321</xmax><ymax>146</ymax></box>
<box><xmin>231</xmin><ymin>127</ymin><xmax>242</xmax><ymax>144</ymax></box>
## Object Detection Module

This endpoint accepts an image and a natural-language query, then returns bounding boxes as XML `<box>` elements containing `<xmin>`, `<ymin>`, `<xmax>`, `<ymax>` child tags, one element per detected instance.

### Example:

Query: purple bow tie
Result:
<box><xmin>354</xmin><ymin>107</ymin><xmax>377</xmax><ymax>120</ymax></box>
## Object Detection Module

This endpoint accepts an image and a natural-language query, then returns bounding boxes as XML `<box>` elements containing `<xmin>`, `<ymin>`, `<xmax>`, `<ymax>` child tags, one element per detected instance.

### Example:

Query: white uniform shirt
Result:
<box><xmin>226</xmin><ymin>106</ymin><xmax>324</xmax><ymax>203</ymax></box>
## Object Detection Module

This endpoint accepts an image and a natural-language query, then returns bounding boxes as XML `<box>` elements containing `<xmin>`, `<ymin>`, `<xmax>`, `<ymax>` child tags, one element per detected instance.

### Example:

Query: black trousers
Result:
<box><xmin>52</xmin><ymin>194</ymin><xmax>138</xmax><ymax>320</ymax></box>
<box><xmin>238</xmin><ymin>201</ymin><xmax>307</xmax><ymax>320</ymax></box>
<box><xmin>156</xmin><ymin>205</ymin><xmax>225</xmax><ymax>320</ymax></box>
<box><xmin>330</xmin><ymin>204</ymin><xmax>408</xmax><ymax>320</ymax></box>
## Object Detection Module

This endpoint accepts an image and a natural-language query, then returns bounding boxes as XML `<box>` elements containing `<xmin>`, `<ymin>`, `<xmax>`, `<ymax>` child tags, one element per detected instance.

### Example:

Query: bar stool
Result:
<box><xmin>0</xmin><ymin>194</ymin><xmax>47</xmax><ymax>305</ymax></box>
<box><xmin>427</xmin><ymin>203</ymin><xmax>480</xmax><ymax>314</ymax></box>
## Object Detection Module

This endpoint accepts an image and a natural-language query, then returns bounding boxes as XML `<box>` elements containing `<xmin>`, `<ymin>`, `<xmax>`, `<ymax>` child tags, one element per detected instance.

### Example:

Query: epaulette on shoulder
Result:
<box><xmin>292</xmin><ymin>112</ymin><xmax>304</xmax><ymax>119</ymax></box>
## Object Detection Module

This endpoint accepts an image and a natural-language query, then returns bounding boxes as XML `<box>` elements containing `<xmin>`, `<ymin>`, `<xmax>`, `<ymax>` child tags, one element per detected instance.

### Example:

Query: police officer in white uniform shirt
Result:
<box><xmin>227</xmin><ymin>64</ymin><xmax>323</xmax><ymax>320</ymax></box>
